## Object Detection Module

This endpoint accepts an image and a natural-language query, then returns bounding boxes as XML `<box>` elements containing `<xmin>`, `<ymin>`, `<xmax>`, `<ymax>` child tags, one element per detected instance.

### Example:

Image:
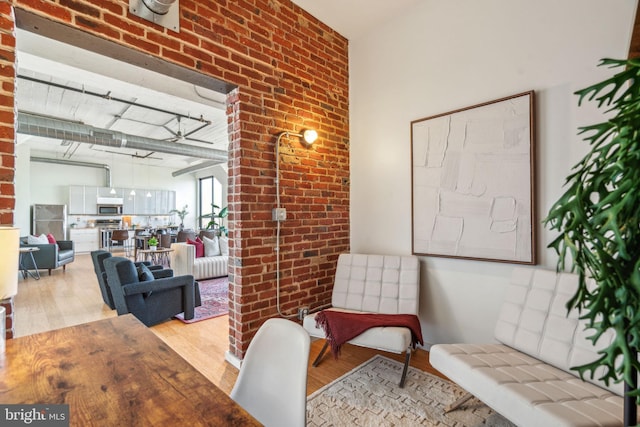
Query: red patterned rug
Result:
<box><xmin>175</xmin><ymin>276</ymin><xmax>229</xmax><ymax>323</ymax></box>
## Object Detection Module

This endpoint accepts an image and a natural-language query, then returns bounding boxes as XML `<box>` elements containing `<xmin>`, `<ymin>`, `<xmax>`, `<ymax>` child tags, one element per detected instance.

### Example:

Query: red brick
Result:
<box><xmin>9</xmin><ymin>0</ymin><xmax>350</xmax><ymax>360</ymax></box>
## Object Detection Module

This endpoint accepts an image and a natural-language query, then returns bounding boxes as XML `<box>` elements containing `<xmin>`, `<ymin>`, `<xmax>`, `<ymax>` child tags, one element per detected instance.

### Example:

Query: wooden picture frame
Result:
<box><xmin>411</xmin><ymin>91</ymin><xmax>536</xmax><ymax>264</ymax></box>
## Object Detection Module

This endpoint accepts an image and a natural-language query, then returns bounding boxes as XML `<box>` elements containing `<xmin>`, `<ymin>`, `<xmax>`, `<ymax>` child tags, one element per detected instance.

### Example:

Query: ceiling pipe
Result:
<box><xmin>17</xmin><ymin>74</ymin><xmax>214</xmax><ymax>125</ymax></box>
<box><xmin>171</xmin><ymin>160</ymin><xmax>225</xmax><ymax>177</ymax></box>
<box><xmin>31</xmin><ymin>156</ymin><xmax>112</xmax><ymax>187</ymax></box>
<box><xmin>18</xmin><ymin>112</ymin><xmax>228</xmax><ymax>162</ymax></box>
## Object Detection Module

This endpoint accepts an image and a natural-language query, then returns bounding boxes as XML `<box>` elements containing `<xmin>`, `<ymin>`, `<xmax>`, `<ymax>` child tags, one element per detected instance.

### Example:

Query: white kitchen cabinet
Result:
<box><xmin>84</xmin><ymin>186</ymin><xmax>98</xmax><ymax>214</ymax></box>
<box><xmin>68</xmin><ymin>186</ymin><xmax>85</xmax><ymax>214</ymax></box>
<box><xmin>69</xmin><ymin>228</ymin><xmax>100</xmax><ymax>253</ymax></box>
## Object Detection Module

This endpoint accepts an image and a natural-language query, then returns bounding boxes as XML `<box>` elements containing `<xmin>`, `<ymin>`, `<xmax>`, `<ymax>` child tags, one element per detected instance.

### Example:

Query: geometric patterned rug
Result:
<box><xmin>307</xmin><ymin>355</ymin><xmax>515</xmax><ymax>427</ymax></box>
<box><xmin>174</xmin><ymin>276</ymin><xmax>229</xmax><ymax>323</ymax></box>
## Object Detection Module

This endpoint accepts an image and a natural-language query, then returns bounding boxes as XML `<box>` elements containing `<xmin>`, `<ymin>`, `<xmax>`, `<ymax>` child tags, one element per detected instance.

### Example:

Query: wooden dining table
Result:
<box><xmin>0</xmin><ymin>315</ymin><xmax>260</xmax><ymax>426</ymax></box>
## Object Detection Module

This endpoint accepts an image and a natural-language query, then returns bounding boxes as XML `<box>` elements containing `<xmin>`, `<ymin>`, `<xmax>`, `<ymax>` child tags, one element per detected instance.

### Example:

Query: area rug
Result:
<box><xmin>175</xmin><ymin>277</ymin><xmax>228</xmax><ymax>323</ymax></box>
<box><xmin>306</xmin><ymin>355</ymin><xmax>515</xmax><ymax>427</ymax></box>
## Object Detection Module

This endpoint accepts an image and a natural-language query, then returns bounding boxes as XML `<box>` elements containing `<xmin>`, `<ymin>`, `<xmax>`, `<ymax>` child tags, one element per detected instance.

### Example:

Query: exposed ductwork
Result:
<box><xmin>17</xmin><ymin>112</ymin><xmax>228</xmax><ymax>162</ymax></box>
<box><xmin>31</xmin><ymin>156</ymin><xmax>113</xmax><ymax>187</ymax></box>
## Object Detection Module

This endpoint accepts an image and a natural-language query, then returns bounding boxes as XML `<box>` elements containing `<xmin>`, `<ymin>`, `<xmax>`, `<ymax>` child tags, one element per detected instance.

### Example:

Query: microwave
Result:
<box><xmin>97</xmin><ymin>205</ymin><xmax>123</xmax><ymax>215</ymax></box>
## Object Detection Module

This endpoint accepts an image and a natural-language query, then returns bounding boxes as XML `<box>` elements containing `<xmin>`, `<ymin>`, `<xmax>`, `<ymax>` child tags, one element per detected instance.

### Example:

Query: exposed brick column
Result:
<box><xmin>0</xmin><ymin>2</ymin><xmax>16</xmax><ymax>341</ymax></box>
<box><xmin>1</xmin><ymin>297</ymin><xmax>14</xmax><ymax>339</ymax></box>
<box><xmin>10</xmin><ymin>0</ymin><xmax>350</xmax><ymax>358</ymax></box>
<box><xmin>0</xmin><ymin>1</ymin><xmax>16</xmax><ymax>228</ymax></box>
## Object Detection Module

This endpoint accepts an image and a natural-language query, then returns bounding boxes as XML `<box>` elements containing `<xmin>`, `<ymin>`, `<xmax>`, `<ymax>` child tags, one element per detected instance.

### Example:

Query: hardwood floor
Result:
<box><xmin>13</xmin><ymin>253</ymin><xmax>442</xmax><ymax>396</ymax></box>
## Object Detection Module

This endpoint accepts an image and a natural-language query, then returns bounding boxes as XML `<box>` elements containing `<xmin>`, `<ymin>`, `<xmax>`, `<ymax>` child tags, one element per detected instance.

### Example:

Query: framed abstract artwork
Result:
<box><xmin>411</xmin><ymin>91</ymin><xmax>536</xmax><ymax>264</ymax></box>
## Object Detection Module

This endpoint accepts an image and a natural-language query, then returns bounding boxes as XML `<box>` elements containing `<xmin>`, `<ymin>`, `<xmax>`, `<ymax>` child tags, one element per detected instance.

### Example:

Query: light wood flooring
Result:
<box><xmin>14</xmin><ymin>253</ymin><xmax>443</xmax><ymax>396</ymax></box>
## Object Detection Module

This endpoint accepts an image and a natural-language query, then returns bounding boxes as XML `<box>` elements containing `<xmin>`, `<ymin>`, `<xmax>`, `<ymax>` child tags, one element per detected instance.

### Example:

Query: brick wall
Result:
<box><xmin>0</xmin><ymin>0</ymin><xmax>349</xmax><ymax>356</ymax></box>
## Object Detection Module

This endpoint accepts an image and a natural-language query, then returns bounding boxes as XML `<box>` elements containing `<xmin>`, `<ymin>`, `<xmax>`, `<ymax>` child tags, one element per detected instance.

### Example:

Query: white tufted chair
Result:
<box><xmin>302</xmin><ymin>253</ymin><xmax>421</xmax><ymax>387</ymax></box>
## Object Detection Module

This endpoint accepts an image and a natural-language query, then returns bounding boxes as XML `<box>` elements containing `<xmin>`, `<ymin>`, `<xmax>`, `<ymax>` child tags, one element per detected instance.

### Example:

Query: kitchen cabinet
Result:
<box><xmin>69</xmin><ymin>228</ymin><xmax>100</xmax><ymax>253</ymax></box>
<box><xmin>123</xmin><ymin>191</ymin><xmax>136</xmax><ymax>215</ymax></box>
<box><xmin>84</xmin><ymin>186</ymin><xmax>98</xmax><ymax>214</ymax></box>
<box><xmin>68</xmin><ymin>186</ymin><xmax>175</xmax><ymax>215</ymax></box>
<box><xmin>68</xmin><ymin>186</ymin><xmax>85</xmax><ymax>214</ymax></box>
<box><xmin>68</xmin><ymin>186</ymin><xmax>98</xmax><ymax>214</ymax></box>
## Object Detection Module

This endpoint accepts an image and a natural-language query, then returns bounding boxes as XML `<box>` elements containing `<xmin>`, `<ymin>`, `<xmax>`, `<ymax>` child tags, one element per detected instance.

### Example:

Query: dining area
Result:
<box><xmin>102</xmin><ymin>228</ymin><xmax>198</xmax><ymax>266</ymax></box>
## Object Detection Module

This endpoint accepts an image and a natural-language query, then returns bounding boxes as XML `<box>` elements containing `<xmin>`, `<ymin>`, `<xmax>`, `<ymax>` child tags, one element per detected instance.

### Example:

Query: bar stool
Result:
<box><xmin>110</xmin><ymin>230</ymin><xmax>132</xmax><ymax>257</ymax></box>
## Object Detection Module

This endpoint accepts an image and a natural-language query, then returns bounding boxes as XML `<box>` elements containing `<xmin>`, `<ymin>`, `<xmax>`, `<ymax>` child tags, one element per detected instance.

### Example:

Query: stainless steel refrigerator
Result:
<box><xmin>32</xmin><ymin>204</ymin><xmax>67</xmax><ymax>240</ymax></box>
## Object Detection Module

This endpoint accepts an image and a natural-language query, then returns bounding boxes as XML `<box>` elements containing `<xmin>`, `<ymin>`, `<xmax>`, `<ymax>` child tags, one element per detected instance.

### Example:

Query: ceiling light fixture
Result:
<box><xmin>273</xmin><ymin>129</ymin><xmax>318</xmax><ymax>319</ymax></box>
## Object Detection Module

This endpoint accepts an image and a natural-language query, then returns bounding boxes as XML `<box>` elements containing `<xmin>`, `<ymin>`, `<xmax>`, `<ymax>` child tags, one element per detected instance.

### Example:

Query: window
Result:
<box><xmin>199</xmin><ymin>176</ymin><xmax>222</xmax><ymax>229</ymax></box>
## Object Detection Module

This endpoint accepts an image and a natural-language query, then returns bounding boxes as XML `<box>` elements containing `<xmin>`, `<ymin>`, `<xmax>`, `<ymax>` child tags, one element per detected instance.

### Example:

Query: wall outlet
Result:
<box><xmin>272</xmin><ymin>207</ymin><xmax>287</xmax><ymax>221</ymax></box>
<box><xmin>297</xmin><ymin>307</ymin><xmax>309</xmax><ymax>320</ymax></box>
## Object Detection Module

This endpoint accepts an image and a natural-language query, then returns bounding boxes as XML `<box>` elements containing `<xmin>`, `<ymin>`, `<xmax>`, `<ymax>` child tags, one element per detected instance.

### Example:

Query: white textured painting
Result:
<box><xmin>411</xmin><ymin>92</ymin><xmax>535</xmax><ymax>264</ymax></box>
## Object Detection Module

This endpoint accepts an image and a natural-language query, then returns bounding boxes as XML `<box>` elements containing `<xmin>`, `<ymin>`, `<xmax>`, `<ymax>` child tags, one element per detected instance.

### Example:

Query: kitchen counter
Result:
<box><xmin>69</xmin><ymin>228</ymin><xmax>100</xmax><ymax>253</ymax></box>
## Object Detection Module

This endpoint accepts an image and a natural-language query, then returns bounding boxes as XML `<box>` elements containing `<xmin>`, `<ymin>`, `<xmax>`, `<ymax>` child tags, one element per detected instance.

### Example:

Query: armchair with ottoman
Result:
<box><xmin>19</xmin><ymin>235</ymin><xmax>75</xmax><ymax>276</ymax></box>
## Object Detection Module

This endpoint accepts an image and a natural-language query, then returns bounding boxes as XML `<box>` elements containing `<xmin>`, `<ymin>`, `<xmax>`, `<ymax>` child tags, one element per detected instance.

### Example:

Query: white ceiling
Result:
<box><xmin>16</xmin><ymin>30</ymin><xmax>229</xmax><ymax>170</ymax></box>
<box><xmin>15</xmin><ymin>1</ymin><xmax>418</xmax><ymax>171</ymax></box>
<box><xmin>291</xmin><ymin>0</ymin><xmax>420</xmax><ymax>40</ymax></box>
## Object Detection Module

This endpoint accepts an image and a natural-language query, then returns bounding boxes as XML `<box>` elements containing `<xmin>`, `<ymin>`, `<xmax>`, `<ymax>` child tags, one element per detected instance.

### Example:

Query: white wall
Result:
<box><xmin>349</xmin><ymin>0</ymin><xmax>637</xmax><ymax>346</ymax></box>
<box><xmin>14</xmin><ymin>146</ymin><xmax>200</xmax><ymax>233</ymax></box>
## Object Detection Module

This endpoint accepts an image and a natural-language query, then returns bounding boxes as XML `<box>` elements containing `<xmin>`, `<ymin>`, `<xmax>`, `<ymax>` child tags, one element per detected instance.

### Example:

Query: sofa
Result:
<box><xmin>19</xmin><ymin>236</ymin><xmax>75</xmax><ymax>275</ymax></box>
<box><xmin>170</xmin><ymin>235</ymin><xmax>228</xmax><ymax>280</ymax></box>
<box><xmin>429</xmin><ymin>267</ymin><xmax>636</xmax><ymax>427</ymax></box>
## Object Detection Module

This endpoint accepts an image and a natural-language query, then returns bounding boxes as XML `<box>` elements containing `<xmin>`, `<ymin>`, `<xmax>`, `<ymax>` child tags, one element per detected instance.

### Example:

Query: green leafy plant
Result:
<box><xmin>544</xmin><ymin>58</ymin><xmax>640</xmax><ymax>408</ymax></box>
<box><xmin>147</xmin><ymin>236</ymin><xmax>158</xmax><ymax>247</ymax></box>
<box><xmin>200</xmin><ymin>204</ymin><xmax>228</xmax><ymax>234</ymax></box>
<box><xmin>169</xmin><ymin>204</ymin><xmax>189</xmax><ymax>226</ymax></box>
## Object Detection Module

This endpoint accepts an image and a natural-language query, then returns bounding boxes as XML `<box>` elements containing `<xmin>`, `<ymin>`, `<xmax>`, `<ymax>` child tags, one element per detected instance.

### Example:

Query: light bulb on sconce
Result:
<box><xmin>302</xmin><ymin>129</ymin><xmax>318</xmax><ymax>145</ymax></box>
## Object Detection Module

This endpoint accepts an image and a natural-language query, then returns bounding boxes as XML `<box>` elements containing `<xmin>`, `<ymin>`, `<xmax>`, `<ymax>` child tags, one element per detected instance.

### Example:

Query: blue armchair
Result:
<box><xmin>103</xmin><ymin>256</ymin><xmax>199</xmax><ymax>326</ymax></box>
<box><xmin>19</xmin><ymin>237</ymin><xmax>75</xmax><ymax>275</ymax></box>
<box><xmin>90</xmin><ymin>250</ymin><xmax>173</xmax><ymax>309</ymax></box>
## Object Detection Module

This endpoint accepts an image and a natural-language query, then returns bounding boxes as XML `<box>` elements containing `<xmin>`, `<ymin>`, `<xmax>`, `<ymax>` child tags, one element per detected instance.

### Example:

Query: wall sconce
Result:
<box><xmin>129</xmin><ymin>0</ymin><xmax>180</xmax><ymax>32</ymax></box>
<box><xmin>273</xmin><ymin>130</ymin><xmax>317</xmax><ymax>318</ymax></box>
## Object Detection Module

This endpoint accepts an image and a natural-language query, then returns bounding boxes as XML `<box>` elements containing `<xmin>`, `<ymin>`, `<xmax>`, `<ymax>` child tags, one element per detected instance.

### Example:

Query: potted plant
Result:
<box><xmin>169</xmin><ymin>204</ymin><xmax>189</xmax><ymax>230</ymax></box>
<box><xmin>544</xmin><ymin>58</ymin><xmax>640</xmax><ymax>425</ymax></box>
<box><xmin>200</xmin><ymin>204</ymin><xmax>228</xmax><ymax>235</ymax></box>
<box><xmin>147</xmin><ymin>236</ymin><xmax>158</xmax><ymax>251</ymax></box>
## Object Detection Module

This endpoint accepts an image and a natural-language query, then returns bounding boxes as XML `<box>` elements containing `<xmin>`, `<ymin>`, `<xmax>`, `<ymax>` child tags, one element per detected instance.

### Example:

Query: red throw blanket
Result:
<box><xmin>314</xmin><ymin>310</ymin><xmax>424</xmax><ymax>358</ymax></box>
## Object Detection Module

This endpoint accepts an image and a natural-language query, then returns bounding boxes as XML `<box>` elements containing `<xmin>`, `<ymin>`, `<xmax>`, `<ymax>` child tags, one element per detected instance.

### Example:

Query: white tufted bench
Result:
<box><xmin>430</xmin><ymin>267</ymin><xmax>637</xmax><ymax>427</ymax></box>
<box><xmin>303</xmin><ymin>253</ymin><xmax>420</xmax><ymax>387</ymax></box>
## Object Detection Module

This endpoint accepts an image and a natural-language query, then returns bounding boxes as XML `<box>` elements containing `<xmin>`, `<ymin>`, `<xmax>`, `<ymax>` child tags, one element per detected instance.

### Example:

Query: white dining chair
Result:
<box><xmin>230</xmin><ymin>318</ymin><xmax>310</xmax><ymax>427</ymax></box>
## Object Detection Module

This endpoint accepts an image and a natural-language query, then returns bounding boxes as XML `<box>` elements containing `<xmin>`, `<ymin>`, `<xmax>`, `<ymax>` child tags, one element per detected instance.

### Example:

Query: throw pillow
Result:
<box><xmin>27</xmin><ymin>234</ymin><xmax>49</xmax><ymax>244</ymax></box>
<box><xmin>187</xmin><ymin>238</ymin><xmax>205</xmax><ymax>258</ymax></box>
<box><xmin>46</xmin><ymin>233</ymin><xmax>57</xmax><ymax>244</ymax></box>
<box><xmin>202</xmin><ymin>235</ymin><xmax>221</xmax><ymax>257</ymax></box>
<box><xmin>136</xmin><ymin>264</ymin><xmax>155</xmax><ymax>282</ymax></box>
<box><xmin>219</xmin><ymin>236</ymin><xmax>229</xmax><ymax>256</ymax></box>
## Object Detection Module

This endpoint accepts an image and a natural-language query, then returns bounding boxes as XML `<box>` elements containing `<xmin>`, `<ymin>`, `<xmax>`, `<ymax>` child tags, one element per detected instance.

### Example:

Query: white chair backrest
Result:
<box><xmin>494</xmin><ymin>267</ymin><xmax>621</xmax><ymax>396</ymax></box>
<box><xmin>230</xmin><ymin>318</ymin><xmax>310</xmax><ymax>427</ymax></box>
<box><xmin>331</xmin><ymin>253</ymin><xmax>420</xmax><ymax>315</ymax></box>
